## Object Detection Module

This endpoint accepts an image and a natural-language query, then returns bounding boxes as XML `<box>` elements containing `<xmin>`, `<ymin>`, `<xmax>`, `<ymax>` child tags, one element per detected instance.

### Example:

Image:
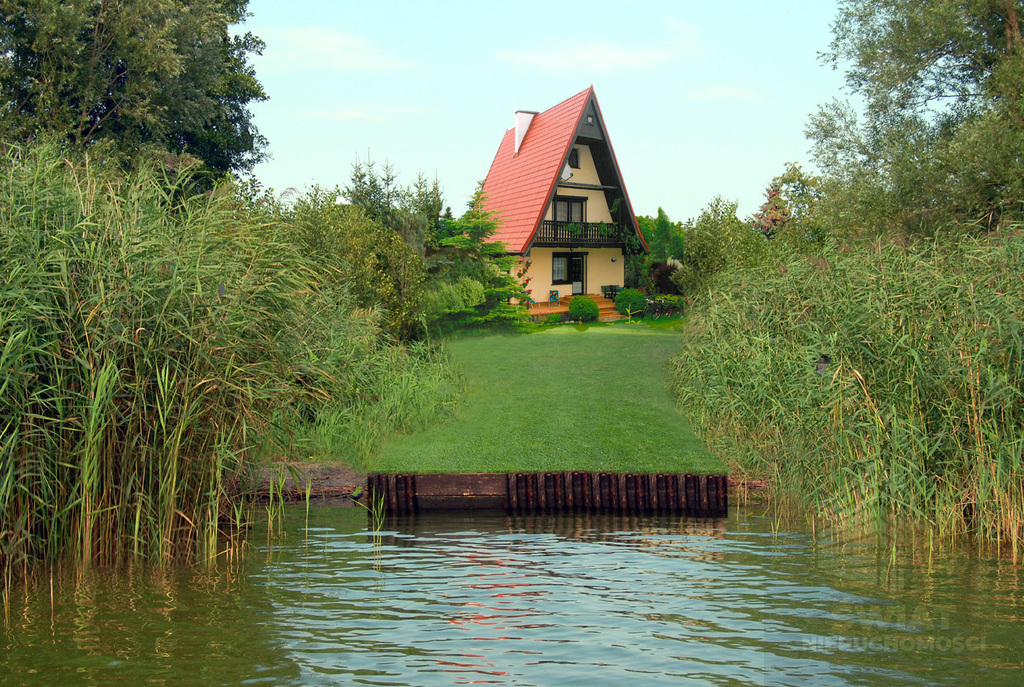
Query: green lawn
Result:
<box><xmin>377</xmin><ymin>323</ymin><xmax>725</xmax><ymax>474</ymax></box>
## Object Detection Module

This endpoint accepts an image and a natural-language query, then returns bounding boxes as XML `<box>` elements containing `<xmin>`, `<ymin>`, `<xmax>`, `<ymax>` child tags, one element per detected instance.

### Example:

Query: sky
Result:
<box><xmin>240</xmin><ymin>1</ymin><xmax>848</xmax><ymax>222</ymax></box>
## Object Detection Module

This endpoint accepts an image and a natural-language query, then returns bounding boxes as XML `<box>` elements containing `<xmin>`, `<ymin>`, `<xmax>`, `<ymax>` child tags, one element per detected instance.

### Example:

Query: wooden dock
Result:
<box><xmin>367</xmin><ymin>472</ymin><xmax>727</xmax><ymax>516</ymax></box>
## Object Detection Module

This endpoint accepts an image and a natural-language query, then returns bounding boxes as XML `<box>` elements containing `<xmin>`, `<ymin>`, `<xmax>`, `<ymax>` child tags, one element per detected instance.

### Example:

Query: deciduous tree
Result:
<box><xmin>0</xmin><ymin>0</ymin><xmax>266</xmax><ymax>175</ymax></box>
<box><xmin>808</xmin><ymin>0</ymin><xmax>1024</xmax><ymax>231</ymax></box>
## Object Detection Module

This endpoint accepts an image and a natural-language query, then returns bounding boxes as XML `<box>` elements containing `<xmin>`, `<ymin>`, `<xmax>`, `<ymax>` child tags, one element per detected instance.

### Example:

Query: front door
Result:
<box><xmin>569</xmin><ymin>255</ymin><xmax>585</xmax><ymax>294</ymax></box>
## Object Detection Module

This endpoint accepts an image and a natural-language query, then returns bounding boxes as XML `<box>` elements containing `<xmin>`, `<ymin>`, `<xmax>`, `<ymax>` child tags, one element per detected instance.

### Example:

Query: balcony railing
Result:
<box><xmin>535</xmin><ymin>220</ymin><xmax>626</xmax><ymax>246</ymax></box>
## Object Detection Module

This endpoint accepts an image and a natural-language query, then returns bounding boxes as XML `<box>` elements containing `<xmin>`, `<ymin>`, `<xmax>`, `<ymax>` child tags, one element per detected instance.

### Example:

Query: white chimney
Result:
<box><xmin>514</xmin><ymin>110</ymin><xmax>537</xmax><ymax>154</ymax></box>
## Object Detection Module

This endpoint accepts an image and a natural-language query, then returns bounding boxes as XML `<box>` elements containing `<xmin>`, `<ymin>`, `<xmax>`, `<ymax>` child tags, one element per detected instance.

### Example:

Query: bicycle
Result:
<box><xmin>661</xmin><ymin>298</ymin><xmax>681</xmax><ymax>318</ymax></box>
<box><xmin>644</xmin><ymin>298</ymin><xmax>667</xmax><ymax>320</ymax></box>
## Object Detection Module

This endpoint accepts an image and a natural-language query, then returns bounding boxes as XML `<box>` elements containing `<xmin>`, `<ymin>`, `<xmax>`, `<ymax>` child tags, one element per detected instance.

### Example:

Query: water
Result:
<box><xmin>2</xmin><ymin>506</ymin><xmax>1022</xmax><ymax>686</ymax></box>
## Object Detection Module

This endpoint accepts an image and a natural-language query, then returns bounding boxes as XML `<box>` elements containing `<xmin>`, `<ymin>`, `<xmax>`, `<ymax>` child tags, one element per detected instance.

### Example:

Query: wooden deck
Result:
<box><xmin>367</xmin><ymin>472</ymin><xmax>728</xmax><ymax>517</ymax></box>
<box><xmin>527</xmin><ymin>294</ymin><xmax>623</xmax><ymax>321</ymax></box>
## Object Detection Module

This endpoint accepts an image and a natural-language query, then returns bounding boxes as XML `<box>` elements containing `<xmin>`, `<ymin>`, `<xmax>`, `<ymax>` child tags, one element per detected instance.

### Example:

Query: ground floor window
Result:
<box><xmin>551</xmin><ymin>252</ymin><xmax>586</xmax><ymax>288</ymax></box>
<box><xmin>552</xmin><ymin>256</ymin><xmax>567</xmax><ymax>282</ymax></box>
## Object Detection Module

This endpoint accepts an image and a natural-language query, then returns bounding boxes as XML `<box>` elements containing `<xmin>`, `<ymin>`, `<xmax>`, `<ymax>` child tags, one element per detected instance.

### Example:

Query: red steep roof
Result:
<box><xmin>481</xmin><ymin>88</ymin><xmax>592</xmax><ymax>253</ymax></box>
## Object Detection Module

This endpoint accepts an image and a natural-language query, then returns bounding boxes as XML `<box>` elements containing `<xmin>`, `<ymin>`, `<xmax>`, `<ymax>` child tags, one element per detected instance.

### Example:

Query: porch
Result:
<box><xmin>527</xmin><ymin>293</ymin><xmax>623</xmax><ymax>321</ymax></box>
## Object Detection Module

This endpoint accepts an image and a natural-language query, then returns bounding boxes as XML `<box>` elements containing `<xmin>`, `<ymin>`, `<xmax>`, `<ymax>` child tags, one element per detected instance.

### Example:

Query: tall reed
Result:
<box><xmin>0</xmin><ymin>144</ymin><xmax>325</xmax><ymax>589</ymax></box>
<box><xmin>670</xmin><ymin>231</ymin><xmax>1024</xmax><ymax>556</ymax></box>
<box><xmin>263</xmin><ymin>308</ymin><xmax>464</xmax><ymax>470</ymax></box>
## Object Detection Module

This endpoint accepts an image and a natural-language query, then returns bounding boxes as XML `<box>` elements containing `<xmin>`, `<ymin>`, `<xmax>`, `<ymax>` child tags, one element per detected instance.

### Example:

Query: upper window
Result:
<box><xmin>568</xmin><ymin>148</ymin><xmax>580</xmax><ymax>169</ymax></box>
<box><xmin>554</xmin><ymin>197</ymin><xmax>585</xmax><ymax>223</ymax></box>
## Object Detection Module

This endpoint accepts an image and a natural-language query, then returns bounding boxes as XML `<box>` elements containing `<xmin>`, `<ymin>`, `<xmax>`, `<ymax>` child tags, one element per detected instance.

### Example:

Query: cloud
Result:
<box><xmin>302</xmin><ymin>104</ymin><xmax>432</xmax><ymax>122</ymax></box>
<box><xmin>495</xmin><ymin>19</ymin><xmax>700</xmax><ymax>74</ymax></box>
<box><xmin>253</xmin><ymin>27</ymin><xmax>414</xmax><ymax>73</ymax></box>
<box><xmin>688</xmin><ymin>87</ymin><xmax>762</xmax><ymax>101</ymax></box>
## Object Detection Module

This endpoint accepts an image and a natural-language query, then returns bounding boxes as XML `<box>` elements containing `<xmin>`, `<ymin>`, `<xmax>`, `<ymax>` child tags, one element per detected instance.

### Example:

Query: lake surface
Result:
<box><xmin>2</xmin><ymin>505</ymin><xmax>1022</xmax><ymax>686</ymax></box>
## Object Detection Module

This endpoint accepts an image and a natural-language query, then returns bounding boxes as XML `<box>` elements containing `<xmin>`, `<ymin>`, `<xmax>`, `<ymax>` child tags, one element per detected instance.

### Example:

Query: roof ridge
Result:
<box><xmin>537</xmin><ymin>86</ymin><xmax>592</xmax><ymax>116</ymax></box>
<box><xmin>480</xmin><ymin>87</ymin><xmax>610</xmax><ymax>255</ymax></box>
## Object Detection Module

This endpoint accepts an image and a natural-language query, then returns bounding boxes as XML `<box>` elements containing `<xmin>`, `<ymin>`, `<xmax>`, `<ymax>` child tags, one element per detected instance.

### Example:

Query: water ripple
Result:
<box><xmin>3</xmin><ymin>508</ymin><xmax>1022</xmax><ymax>686</ymax></box>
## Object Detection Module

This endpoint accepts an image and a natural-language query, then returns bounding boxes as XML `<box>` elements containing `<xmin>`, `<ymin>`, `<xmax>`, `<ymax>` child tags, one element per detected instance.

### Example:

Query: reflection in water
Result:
<box><xmin>2</xmin><ymin>506</ymin><xmax>1022</xmax><ymax>686</ymax></box>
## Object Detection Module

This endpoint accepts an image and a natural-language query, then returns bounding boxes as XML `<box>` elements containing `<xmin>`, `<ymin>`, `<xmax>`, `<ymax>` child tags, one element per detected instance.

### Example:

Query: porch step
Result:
<box><xmin>531</xmin><ymin>294</ymin><xmax>623</xmax><ymax>321</ymax></box>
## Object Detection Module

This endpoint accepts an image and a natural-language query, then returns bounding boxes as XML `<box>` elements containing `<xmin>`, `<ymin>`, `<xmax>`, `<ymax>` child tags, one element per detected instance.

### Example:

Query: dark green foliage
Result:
<box><xmin>344</xmin><ymin>156</ymin><xmax>442</xmax><ymax>257</ymax></box>
<box><xmin>345</xmin><ymin>156</ymin><xmax>404</xmax><ymax>229</ymax></box>
<box><xmin>632</xmin><ymin>208</ymin><xmax>684</xmax><ymax>293</ymax></box>
<box><xmin>614</xmin><ymin>288</ymin><xmax>647</xmax><ymax>316</ymax></box>
<box><xmin>0</xmin><ymin>0</ymin><xmax>266</xmax><ymax>176</ymax></box>
<box><xmin>439</xmin><ymin>182</ymin><xmax>500</xmax><ymax>247</ymax></box>
<box><xmin>637</xmin><ymin>207</ymin><xmax>686</xmax><ymax>262</ymax></box>
<box><xmin>424</xmin><ymin>185</ymin><xmax>529</xmax><ymax>335</ymax></box>
<box><xmin>624</xmin><ymin>254</ymin><xmax>656</xmax><ymax>293</ymax></box>
<box><xmin>670</xmin><ymin>232</ymin><xmax>1024</xmax><ymax>551</ymax></box>
<box><xmin>568</xmin><ymin>295</ymin><xmax>599</xmax><ymax>322</ymax></box>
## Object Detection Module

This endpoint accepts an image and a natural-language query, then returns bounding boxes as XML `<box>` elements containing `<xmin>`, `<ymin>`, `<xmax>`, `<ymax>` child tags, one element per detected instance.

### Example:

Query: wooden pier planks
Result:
<box><xmin>367</xmin><ymin>472</ymin><xmax>727</xmax><ymax>516</ymax></box>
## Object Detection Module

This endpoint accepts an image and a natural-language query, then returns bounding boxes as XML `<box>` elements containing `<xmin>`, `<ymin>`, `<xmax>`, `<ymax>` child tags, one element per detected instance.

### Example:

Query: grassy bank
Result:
<box><xmin>378</xmin><ymin>325</ymin><xmax>723</xmax><ymax>474</ymax></box>
<box><xmin>669</xmin><ymin>233</ymin><xmax>1024</xmax><ymax>557</ymax></box>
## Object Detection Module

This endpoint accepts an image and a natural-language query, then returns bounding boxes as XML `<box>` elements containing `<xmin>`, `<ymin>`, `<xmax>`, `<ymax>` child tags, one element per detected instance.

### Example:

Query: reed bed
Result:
<box><xmin>0</xmin><ymin>145</ymin><xmax>329</xmax><ymax>592</ymax></box>
<box><xmin>1</xmin><ymin>145</ymin><xmax>469</xmax><ymax>598</ymax></box>
<box><xmin>267</xmin><ymin>319</ymin><xmax>463</xmax><ymax>471</ymax></box>
<box><xmin>670</xmin><ymin>232</ymin><xmax>1024</xmax><ymax>557</ymax></box>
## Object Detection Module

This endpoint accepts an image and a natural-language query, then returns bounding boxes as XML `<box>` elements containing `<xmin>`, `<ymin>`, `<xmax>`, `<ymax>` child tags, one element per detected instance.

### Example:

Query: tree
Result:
<box><xmin>637</xmin><ymin>207</ymin><xmax>685</xmax><ymax>262</ymax></box>
<box><xmin>410</xmin><ymin>171</ymin><xmax>445</xmax><ymax>248</ymax></box>
<box><xmin>0</xmin><ymin>0</ymin><xmax>267</xmax><ymax>175</ymax></box>
<box><xmin>425</xmin><ymin>184</ymin><xmax>530</xmax><ymax>332</ymax></box>
<box><xmin>437</xmin><ymin>182</ymin><xmax>502</xmax><ymax>248</ymax></box>
<box><xmin>751</xmin><ymin>183</ymin><xmax>790</xmax><ymax>240</ymax></box>
<box><xmin>672</xmin><ymin>196</ymin><xmax>765</xmax><ymax>298</ymax></box>
<box><xmin>808</xmin><ymin>0</ymin><xmax>1024</xmax><ymax>231</ymax></box>
<box><xmin>287</xmin><ymin>187</ymin><xmax>427</xmax><ymax>339</ymax></box>
<box><xmin>345</xmin><ymin>155</ymin><xmax>445</xmax><ymax>256</ymax></box>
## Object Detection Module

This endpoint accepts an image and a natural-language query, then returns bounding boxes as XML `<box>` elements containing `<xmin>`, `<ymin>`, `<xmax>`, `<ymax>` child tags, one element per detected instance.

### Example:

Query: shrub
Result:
<box><xmin>568</xmin><ymin>295</ymin><xmax>600</xmax><ymax>322</ymax></box>
<box><xmin>651</xmin><ymin>261</ymin><xmax>680</xmax><ymax>294</ymax></box>
<box><xmin>455</xmin><ymin>276</ymin><xmax>485</xmax><ymax>308</ymax></box>
<box><xmin>657</xmin><ymin>293</ymin><xmax>686</xmax><ymax>314</ymax></box>
<box><xmin>288</xmin><ymin>188</ymin><xmax>427</xmax><ymax>338</ymax></box>
<box><xmin>614</xmin><ymin>288</ymin><xmax>646</xmax><ymax>316</ymax></box>
<box><xmin>544</xmin><ymin>313</ymin><xmax>563</xmax><ymax>325</ymax></box>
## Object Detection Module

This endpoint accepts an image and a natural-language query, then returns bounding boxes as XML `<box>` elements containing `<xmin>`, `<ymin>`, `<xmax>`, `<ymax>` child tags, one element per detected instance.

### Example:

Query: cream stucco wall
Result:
<box><xmin>510</xmin><ymin>145</ymin><xmax>625</xmax><ymax>305</ymax></box>
<box><xmin>523</xmin><ymin>246</ymin><xmax>624</xmax><ymax>302</ymax></box>
<box><xmin>543</xmin><ymin>145</ymin><xmax>612</xmax><ymax>223</ymax></box>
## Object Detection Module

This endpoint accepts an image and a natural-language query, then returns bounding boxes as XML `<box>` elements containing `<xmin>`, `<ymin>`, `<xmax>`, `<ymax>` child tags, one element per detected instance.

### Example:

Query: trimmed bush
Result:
<box><xmin>614</xmin><ymin>288</ymin><xmax>646</xmax><ymax>316</ymax></box>
<box><xmin>568</xmin><ymin>295</ymin><xmax>600</xmax><ymax>322</ymax></box>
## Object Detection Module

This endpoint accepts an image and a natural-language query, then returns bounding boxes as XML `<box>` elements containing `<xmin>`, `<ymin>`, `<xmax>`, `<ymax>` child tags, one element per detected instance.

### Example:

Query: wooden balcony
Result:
<box><xmin>534</xmin><ymin>220</ymin><xmax>629</xmax><ymax>248</ymax></box>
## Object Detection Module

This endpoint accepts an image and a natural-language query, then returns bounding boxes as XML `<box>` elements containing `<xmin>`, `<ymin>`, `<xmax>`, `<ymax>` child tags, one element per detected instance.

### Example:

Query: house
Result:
<box><xmin>480</xmin><ymin>87</ymin><xmax>648</xmax><ymax>307</ymax></box>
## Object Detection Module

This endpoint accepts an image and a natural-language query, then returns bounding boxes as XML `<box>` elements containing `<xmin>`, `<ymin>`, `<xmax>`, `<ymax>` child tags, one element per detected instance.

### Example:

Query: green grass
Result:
<box><xmin>377</xmin><ymin>324</ymin><xmax>723</xmax><ymax>474</ymax></box>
